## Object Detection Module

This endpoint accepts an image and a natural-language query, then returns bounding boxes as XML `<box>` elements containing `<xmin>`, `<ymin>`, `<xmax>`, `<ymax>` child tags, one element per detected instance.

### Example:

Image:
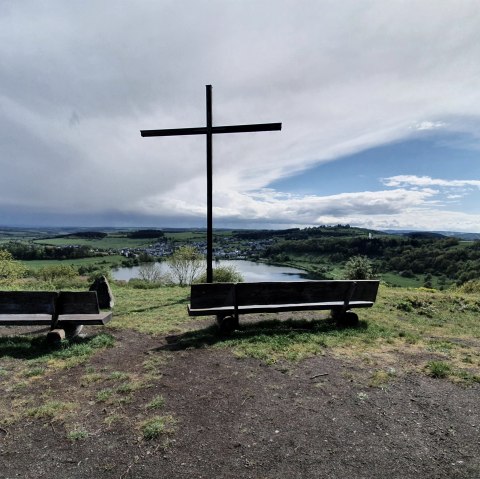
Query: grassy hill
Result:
<box><xmin>1</xmin><ymin>280</ymin><xmax>478</xmax><ymax>477</ymax></box>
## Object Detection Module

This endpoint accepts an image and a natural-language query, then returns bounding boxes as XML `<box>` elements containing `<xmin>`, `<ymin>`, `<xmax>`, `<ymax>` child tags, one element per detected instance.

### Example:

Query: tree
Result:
<box><xmin>138</xmin><ymin>262</ymin><xmax>165</xmax><ymax>283</ymax></box>
<box><xmin>0</xmin><ymin>249</ymin><xmax>27</xmax><ymax>282</ymax></box>
<box><xmin>344</xmin><ymin>255</ymin><xmax>374</xmax><ymax>280</ymax></box>
<box><xmin>166</xmin><ymin>246</ymin><xmax>205</xmax><ymax>286</ymax></box>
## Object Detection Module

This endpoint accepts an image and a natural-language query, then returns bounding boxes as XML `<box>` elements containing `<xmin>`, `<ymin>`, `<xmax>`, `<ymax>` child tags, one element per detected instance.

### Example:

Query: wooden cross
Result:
<box><xmin>141</xmin><ymin>85</ymin><xmax>282</xmax><ymax>283</ymax></box>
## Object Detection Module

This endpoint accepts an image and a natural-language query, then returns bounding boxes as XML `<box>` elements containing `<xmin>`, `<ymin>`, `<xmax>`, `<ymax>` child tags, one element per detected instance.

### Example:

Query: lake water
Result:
<box><xmin>112</xmin><ymin>259</ymin><xmax>309</xmax><ymax>282</ymax></box>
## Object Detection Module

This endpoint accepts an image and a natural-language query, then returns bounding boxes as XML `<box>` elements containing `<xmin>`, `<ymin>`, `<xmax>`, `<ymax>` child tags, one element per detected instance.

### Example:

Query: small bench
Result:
<box><xmin>188</xmin><ymin>280</ymin><xmax>380</xmax><ymax>334</ymax></box>
<box><xmin>0</xmin><ymin>291</ymin><xmax>112</xmax><ymax>338</ymax></box>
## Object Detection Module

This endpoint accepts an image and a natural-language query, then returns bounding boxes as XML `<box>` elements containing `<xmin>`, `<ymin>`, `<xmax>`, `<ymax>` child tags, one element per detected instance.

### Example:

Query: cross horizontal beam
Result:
<box><xmin>141</xmin><ymin>122</ymin><xmax>281</xmax><ymax>137</ymax></box>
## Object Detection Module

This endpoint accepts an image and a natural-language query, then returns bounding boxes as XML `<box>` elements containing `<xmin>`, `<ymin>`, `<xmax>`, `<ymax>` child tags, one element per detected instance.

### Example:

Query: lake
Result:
<box><xmin>112</xmin><ymin>259</ymin><xmax>309</xmax><ymax>282</ymax></box>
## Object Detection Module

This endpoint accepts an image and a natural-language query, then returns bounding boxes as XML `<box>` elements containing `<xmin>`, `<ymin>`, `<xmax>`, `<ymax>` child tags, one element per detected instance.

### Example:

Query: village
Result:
<box><xmin>119</xmin><ymin>236</ymin><xmax>275</xmax><ymax>261</ymax></box>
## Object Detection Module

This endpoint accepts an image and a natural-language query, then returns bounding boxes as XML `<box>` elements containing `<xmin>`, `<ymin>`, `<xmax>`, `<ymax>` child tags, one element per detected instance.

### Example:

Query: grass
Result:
<box><xmin>109</xmin><ymin>283</ymin><xmax>192</xmax><ymax>335</ymax></box>
<box><xmin>96</xmin><ymin>389</ymin><xmax>114</xmax><ymax>402</ymax></box>
<box><xmin>0</xmin><ymin>333</ymin><xmax>114</xmax><ymax>361</ymax></box>
<box><xmin>146</xmin><ymin>395</ymin><xmax>165</xmax><ymax>410</ymax></box>
<box><xmin>22</xmin><ymin>255</ymin><xmax>124</xmax><ymax>271</ymax></box>
<box><xmin>66</xmin><ymin>426</ymin><xmax>89</xmax><ymax>441</ymax></box>
<box><xmin>114</xmin><ymin>283</ymin><xmax>479</xmax><ymax>381</ymax></box>
<box><xmin>141</xmin><ymin>415</ymin><xmax>176</xmax><ymax>440</ymax></box>
<box><xmin>27</xmin><ymin>400</ymin><xmax>76</xmax><ymax>420</ymax></box>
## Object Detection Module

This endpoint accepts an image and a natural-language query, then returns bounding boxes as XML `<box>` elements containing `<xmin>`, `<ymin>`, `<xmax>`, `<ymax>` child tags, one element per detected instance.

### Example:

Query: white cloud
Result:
<box><xmin>382</xmin><ymin>175</ymin><xmax>480</xmax><ymax>189</ymax></box>
<box><xmin>413</xmin><ymin>121</ymin><xmax>446</xmax><ymax>131</ymax></box>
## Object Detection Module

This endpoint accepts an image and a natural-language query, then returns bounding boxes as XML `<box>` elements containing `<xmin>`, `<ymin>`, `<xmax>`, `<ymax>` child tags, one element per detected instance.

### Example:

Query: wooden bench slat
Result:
<box><xmin>188</xmin><ymin>300</ymin><xmax>375</xmax><ymax>316</ymax></box>
<box><xmin>235</xmin><ymin>281</ymin><xmax>379</xmax><ymax>306</ymax></box>
<box><xmin>57</xmin><ymin>291</ymin><xmax>100</xmax><ymax>314</ymax></box>
<box><xmin>57</xmin><ymin>312</ymin><xmax>112</xmax><ymax>325</ymax></box>
<box><xmin>0</xmin><ymin>314</ymin><xmax>53</xmax><ymax>325</ymax></box>
<box><xmin>0</xmin><ymin>292</ymin><xmax>58</xmax><ymax>315</ymax></box>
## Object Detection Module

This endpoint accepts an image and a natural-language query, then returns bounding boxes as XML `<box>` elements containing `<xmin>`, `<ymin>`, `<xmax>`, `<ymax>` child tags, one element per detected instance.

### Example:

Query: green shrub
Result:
<box><xmin>196</xmin><ymin>265</ymin><xmax>244</xmax><ymax>283</ymax></box>
<box><xmin>36</xmin><ymin>264</ymin><xmax>77</xmax><ymax>282</ymax></box>
<box><xmin>455</xmin><ymin>280</ymin><xmax>480</xmax><ymax>294</ymax></box>
<box><xmin>87</xmin><ymin>269</ymin><xmax>113</xmax><ymax>283</ymax></box>
<box><xmin>0</xmin><ymin>249</ymin><xmax>27</xmax><ymax>282</ymax></box>
<box><xmin>427</xmin><ymin>360</ymin><xmax>451</xmax><ymax>378</ymax></box>
<box><xmin>127</xmin><ymin>278</ymin><xmax>164</xmax><ymax>289</ymax></box>
<box><xmin>344</xmin><ymin>255</ymin><xmax>374</xmax><ymax>280</ymax></box>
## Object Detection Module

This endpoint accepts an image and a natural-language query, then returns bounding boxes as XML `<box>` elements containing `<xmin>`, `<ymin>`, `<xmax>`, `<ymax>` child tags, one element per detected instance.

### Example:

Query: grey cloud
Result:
<box><xmin>2</xmin><ymin>1</ymin><xmax>480</xmax><ymax>228</ymax></box>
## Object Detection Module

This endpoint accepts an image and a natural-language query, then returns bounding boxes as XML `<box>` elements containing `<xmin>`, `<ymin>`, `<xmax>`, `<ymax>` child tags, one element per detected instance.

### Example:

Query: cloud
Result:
<box><xmin>382</xmin><ymin>175</ymin><xmax>480</xmax><ymax>189</ymax></box>
<box><xmin>1</xmin><ymin>1</ymin><xmax>480</xmax><ymax>230</ymax></box>
<box><xmin>412</xmin><ymin>121</ymin><xmax>446</xmax><ymax>131</ymax></box>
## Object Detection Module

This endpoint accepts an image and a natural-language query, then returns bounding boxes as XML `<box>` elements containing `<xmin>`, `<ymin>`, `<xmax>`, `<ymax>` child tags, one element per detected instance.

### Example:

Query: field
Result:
<box><xmin>21</xmin><ymin>255</ymin><xmax>125</xmax><ymax>271</ymax></box>
<box><xmin>0</xmin><ymin>282</ymin><xmax>479</xmax><ymax>478</ymax></box>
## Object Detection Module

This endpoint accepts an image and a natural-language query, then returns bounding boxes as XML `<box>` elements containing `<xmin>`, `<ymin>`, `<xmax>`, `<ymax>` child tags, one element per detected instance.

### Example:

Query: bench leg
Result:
<box><xmin>46</xmin><ymin>324</ymin><xmax>84</xmax><ymax>343</ymax></box>
<box><xmin>216</xmin><ymin>314</ymin><xmax>239</xmax><ymax>335</ymax></box>
<box><xmin>331</xmin><ymin>309</ymin><xmax>359</xmax><ymax>328</ymax></box>
<box><xmin>46</xmin><ymin>329</ymin><xmax>66</xmax><ymax>344</ymax></box>
<box><xmin>64</xmin><ymin>324</ymin><xmax>84</xmax><ymax>338</ymax></box>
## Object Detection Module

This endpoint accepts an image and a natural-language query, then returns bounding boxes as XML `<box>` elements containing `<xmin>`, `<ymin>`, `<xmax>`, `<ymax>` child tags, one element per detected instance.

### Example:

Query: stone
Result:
<box><xmin>46</xmin><ymin>328</ymin><xmax>66</xmax><ymax>343</ymax></box>
<box><xmin>89</xmin><ymin>275</ymin><xmax>115</xmax><ymax>308</ymax></box>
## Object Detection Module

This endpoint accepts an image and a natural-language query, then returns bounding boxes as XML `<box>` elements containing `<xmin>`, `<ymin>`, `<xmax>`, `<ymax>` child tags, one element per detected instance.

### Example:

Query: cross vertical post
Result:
<box><xmin>206</xmin><ymin>85</ymin><xmax>213</xmax><ymax>283</ymax></box>
<box><xmin>141</xmin><ymin>85</ymin><xmax>281</xmax><ymax>283</ymax></box>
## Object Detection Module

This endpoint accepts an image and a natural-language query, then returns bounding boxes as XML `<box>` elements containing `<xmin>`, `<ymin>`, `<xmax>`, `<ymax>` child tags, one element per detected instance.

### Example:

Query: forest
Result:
<box><xmin>261</xmin><ymin>233</ymin><xmax>480</xmax><ymax>285</ymax></box>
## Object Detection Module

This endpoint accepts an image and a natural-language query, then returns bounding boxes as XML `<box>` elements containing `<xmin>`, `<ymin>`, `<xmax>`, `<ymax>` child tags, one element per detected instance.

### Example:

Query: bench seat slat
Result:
<box><xmin>57</xmin><ymin>312</ymin><xmax>112</xmax><ymax>325</ymax></box>
<box><xmin>0</xmin><ymin>314</ymin><xmax>53</xmax><ymax>325</ymax></box>
<box><xmin>188</xmin><ymin>300</ymin><xmax>375</xmax><ymax>316</ymax></box>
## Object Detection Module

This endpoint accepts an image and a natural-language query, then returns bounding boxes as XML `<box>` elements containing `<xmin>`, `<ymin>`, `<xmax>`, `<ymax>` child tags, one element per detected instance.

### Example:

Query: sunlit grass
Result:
<box><xmin>108</xmin><ymin>283</ymin><xmax>195</xmax><ymax>335</ymax></box>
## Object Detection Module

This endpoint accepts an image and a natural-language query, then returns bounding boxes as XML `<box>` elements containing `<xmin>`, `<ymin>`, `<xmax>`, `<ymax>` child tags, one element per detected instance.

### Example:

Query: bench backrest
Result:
<box><xmin>190</xmin><ymin>280</ymin><xmax>379</xmax><ymax>308</ymax></box>
<box><xmin>57</xmin><ymin>291</ymin><xmax>101</xmax><ymax>314</ymax></box>
<box><xmin>0</xmin><ymin>291</ymin><xmax>58</xmax><ymax>315</ymax></box>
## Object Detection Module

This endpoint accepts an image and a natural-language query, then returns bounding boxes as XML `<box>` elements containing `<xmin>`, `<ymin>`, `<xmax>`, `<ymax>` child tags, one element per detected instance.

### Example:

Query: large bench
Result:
<box><xmin>188</xmin><ymin>280</ymin><xmax>380</xmax><ymax>334</ymax></box>
<box><xmin>0</xmin><ymin>291</ymin><xmax>112</xmax><ymax>338</ymax></box>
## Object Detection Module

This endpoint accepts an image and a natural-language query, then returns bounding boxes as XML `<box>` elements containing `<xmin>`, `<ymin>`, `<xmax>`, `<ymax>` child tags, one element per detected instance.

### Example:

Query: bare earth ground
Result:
<box><xmin>1</xmin><ymin>319</ymin><xmax>479</xmax><ymax>479</ymax></box>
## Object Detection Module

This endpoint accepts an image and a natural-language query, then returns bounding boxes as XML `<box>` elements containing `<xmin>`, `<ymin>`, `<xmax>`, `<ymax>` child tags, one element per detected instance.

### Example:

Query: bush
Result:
<box><xmin>127</xmin><ymin>279</ymin><xmax>165</xmax><ymax>289</ymax></box>
<box><xmin>36</xmin><ymin>265</ymin><xmax>78</xmax><ymax>282</ymax></box>
<box><xmin>87</xmin><ymin>269</ymin><xmax>113</xmax><ymax>284</ymax></box>
<box><xmin>137</xmin><ymin>263</ymin><xmax>168</xmax><ymax>283</ymax></box>
<box><xmin>455</xmin><ymin>280</ymin><xmax>480</xmax><ymax>294</ymax></box>
<box><xmin>0</xmin><ymin>249</ymin><xmax>27</xmax><ymax>282</ymax></box>
<box><xmin>344</xmin><ymin>255</ymin><xmax>374</xmax><ymax>280</ymax></box>
<box><xmin>196</xmin><ymin>265</ymin><xmax>244</xmax><ymax>283</ymax></box>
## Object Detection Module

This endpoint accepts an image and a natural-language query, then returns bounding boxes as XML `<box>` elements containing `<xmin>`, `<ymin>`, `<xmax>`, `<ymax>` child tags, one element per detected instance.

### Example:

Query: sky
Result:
<box><xmin>2</xmin><ymin>0</ymin><xmax>480</xmax><ymax>232</ymax></box>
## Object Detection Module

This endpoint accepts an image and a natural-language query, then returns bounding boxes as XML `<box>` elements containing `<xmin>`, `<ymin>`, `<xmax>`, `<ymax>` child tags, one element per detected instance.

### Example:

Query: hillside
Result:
<box><xmin>0</xmin><ymin>282</ymin><xmax>479</xmax><ymax>478</ymax></box>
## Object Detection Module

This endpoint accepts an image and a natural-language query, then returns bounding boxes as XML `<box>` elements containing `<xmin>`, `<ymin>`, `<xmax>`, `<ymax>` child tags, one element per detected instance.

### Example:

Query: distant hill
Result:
<box><xmin>404</xmin><ymin>232</ymin><xmax>446</xmax><ymax>240</ymax></box>
<box><xmin>383</xmin><ymin>230</ymin><xmax>480</xmax><ymax>240</ymax></box>
<box><xmin>57</xmin><ymin>231</ymin><xmax>108</xmax><ymax>239</ymax></box>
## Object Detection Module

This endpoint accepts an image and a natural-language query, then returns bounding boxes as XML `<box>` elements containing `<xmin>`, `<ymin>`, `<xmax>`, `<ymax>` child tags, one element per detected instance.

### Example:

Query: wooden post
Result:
<box><xmin>206</xmin><ymin>85</ymin><xmax>213</xmax><ymax>283</ymax></box>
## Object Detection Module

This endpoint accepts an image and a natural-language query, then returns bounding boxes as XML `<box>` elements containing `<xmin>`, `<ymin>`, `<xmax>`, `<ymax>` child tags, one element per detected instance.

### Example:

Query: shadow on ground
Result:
<box><xmin>156</xmin><ymin>317</ymin><xmax>368</xmax><ymax>352</ymax></box>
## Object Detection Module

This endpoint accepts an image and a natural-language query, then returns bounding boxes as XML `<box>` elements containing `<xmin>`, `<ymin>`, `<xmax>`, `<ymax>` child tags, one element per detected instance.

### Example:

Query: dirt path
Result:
<box><xmin>1</xmin><ymin>327</ymin><xmax>479</xmax><ymax>478</ymax></box>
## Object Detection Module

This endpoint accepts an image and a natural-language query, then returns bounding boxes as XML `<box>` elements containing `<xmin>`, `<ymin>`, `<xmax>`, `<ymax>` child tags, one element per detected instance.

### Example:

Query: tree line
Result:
<box><xmin>2</xmin><ymin>241</ymin><xmax>99</xmax><ymax>261</ymax></box>
<box><xmin>262</xmin><ymin>236</ymin><xmax>480</xmax><ymax>284</ymax></box>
